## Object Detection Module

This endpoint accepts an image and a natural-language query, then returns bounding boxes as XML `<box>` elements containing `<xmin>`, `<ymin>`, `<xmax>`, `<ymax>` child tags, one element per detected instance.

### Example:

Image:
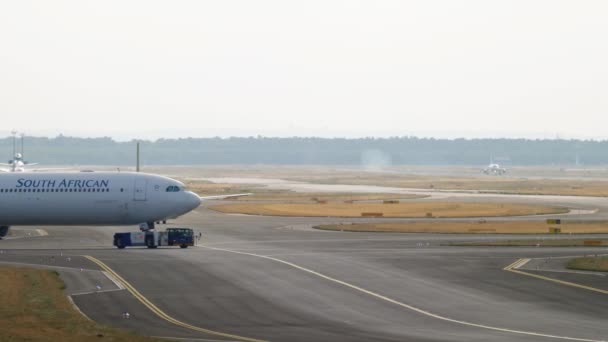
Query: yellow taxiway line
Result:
<box><xmin>84</xmin><ymin>255</ymin><xmax>266</xmax><ymax>342</ymax></box>
<box><xmin>504</xmin><ymin>258</ymin><xmax>608</xmax><ymax>295</ymax></box>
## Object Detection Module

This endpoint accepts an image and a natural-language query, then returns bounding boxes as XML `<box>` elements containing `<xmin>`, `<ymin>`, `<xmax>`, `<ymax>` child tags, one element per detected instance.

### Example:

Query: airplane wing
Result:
<box><xmin>199</xmin><ymin>193</ymin><xmax>252</xmax><ymax>201</ymax></box>
<box><xmin>0</xmin><ymin>169</ymin><xmax>9</xmax><ymax>172</ymax></box>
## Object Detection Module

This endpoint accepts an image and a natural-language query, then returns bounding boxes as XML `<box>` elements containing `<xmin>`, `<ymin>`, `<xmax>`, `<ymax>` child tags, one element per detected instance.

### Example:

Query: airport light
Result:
<box><xmin>136</xmin><ymin>142</ymin><xmax>140</xmax><ymax>172</ymax></box>
<box><xmin>11</xmin><ymin>130</ymin><xmax>17</xmax><ymax>159</ymax></box>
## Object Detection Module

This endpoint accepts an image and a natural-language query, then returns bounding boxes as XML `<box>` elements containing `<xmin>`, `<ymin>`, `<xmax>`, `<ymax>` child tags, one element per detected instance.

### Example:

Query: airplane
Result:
<box><xmin>1</xmin><ymin>132</ymin><xmax>73</xmax><ymax>172</ymax></box>
<box><xmin>0</xmin><ymin>152</ymin><xmax>73</xmax><ymax>173</ymax></box>
<box><xmin>0</xmin><ymin>171</ymin><xmax>249</xmax><ymax>239</ymax></box>
<box><xmin>0</xmin><ymin>152</ymin><xmax>39</xmax><ymax>172</ymax></box>
<box><xmin>482</xmin><ymin>163</ymin><xmax>507</xmax><ymax>175</ymax></box>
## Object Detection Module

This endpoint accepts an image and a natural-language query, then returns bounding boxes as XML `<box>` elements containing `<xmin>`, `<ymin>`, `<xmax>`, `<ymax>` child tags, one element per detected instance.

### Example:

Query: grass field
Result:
<box><xmin>0</xmin><ymin>266</ymin><xmax>158</xmax><ymax>342</ymax></box>
<box><xmin>210</xmin><ymin>202</ymin><xmax>568</xmax><ymax>218</ymax></box>
<box><xmin>316</xmin><ymin>221</ymin><xmax>608</xmax><ymax>234</ymax></box>
<box><xmin>567</xmin><ymin>256</ymin><xmax>608</xmax><ymax>271</ymax></box>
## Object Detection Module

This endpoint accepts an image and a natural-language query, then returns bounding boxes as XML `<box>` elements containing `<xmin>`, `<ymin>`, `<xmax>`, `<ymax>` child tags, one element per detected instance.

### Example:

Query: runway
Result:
<box><xmin>2</xmin><ymin>190</ymin><xmax>608</xmax><ymax>341</ymax></box>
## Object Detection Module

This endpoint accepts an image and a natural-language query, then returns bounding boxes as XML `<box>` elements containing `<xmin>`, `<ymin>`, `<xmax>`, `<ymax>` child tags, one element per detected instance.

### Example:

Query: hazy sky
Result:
<box><xmin>1</xmin><ymin>1</ymin><xmax>608</xmax><ymax>140</ymax></box>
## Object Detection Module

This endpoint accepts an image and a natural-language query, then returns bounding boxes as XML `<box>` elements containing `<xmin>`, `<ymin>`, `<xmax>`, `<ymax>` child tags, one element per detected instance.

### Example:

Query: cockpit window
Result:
<box><xmin>166</xmin><ymin>185</ymin><xmax>180</xmax><ymax>192</ymax></box>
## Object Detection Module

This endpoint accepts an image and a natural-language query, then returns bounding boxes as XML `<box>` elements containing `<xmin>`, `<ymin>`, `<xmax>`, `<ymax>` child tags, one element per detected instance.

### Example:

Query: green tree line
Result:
<box><xmin>0</xmin><ymin>135</ymin><xmax>604</xmax><ymax>165</ymax></box>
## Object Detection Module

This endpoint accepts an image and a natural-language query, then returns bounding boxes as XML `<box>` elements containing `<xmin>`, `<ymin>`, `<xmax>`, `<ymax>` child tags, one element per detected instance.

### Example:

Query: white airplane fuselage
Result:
<box><xmin>0</xmin><ymin>172</ymin><xmax>201</xmax><ymax>226</ymax></box>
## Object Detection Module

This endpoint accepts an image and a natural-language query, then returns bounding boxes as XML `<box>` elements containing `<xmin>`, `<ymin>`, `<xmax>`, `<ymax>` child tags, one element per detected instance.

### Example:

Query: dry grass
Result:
<box><xmin>316</xmin><ymin>221</ymin><xmax>608</xmax><ymax>234</ymax></box>
<box><xmin>0</xmin><ymin>266</ymin><xmax>159</xmax><ymax>342</ymax></box>
<box><xmin>210</xmin><ymin>202</ymin><xmax>567</xmax><ymax>218</ymax></box>
<box><xmin>567</xmin><ymin>256</ymin><xmax>608</xmax><ymax>271</ymax></box>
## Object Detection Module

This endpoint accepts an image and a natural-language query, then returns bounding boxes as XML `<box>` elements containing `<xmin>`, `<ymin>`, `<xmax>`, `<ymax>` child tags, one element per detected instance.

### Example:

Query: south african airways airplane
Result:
<box><xmin>0</xmin><ymin>171</ymin><xmax>248</xmax><ymax>238</ymax></box>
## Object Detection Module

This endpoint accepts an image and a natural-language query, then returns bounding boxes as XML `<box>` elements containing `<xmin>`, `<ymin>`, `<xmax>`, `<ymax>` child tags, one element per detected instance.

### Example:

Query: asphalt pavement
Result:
<box><xmin>1</xmin><ymin>190</ymin><xmax>608</xmax><ymax>342</ymax></box>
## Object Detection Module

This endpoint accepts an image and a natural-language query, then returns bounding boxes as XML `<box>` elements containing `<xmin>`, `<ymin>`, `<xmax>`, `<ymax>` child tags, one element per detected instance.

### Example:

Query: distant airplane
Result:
<box><xmin>0</xmin><ymin>152</ymin><xmax>71</xmax><ymax>173</ymax></box>
<box><xmin>1</xmin><ymin>131</ymin><xmax>73</xmax><ymax>172</ymax></box>
<box><xmin>0</xmin><ymin>152</ymin><xmax>37</xmax><ymax>172</ymax></box>
<box><xmin>0</xmin><ymin>171</ymin><xmax>250</xmax><ymax>238</ymax></box>
<box><xmin>483</xmin><ymin>163</ymin><xmax>507</xmax><ymax>175</ymax></box>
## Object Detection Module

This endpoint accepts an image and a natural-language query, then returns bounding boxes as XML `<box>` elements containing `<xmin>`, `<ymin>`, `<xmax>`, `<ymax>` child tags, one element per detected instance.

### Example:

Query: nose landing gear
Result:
<box><xmin>139</xmin><ymin>220</ymin><xmax>168</xmax><ymax>232</ymax></box>
<box><xmin>139</xmin><ymin>221</ymin><xmax>155</xmax><ymax>231</ymax></box>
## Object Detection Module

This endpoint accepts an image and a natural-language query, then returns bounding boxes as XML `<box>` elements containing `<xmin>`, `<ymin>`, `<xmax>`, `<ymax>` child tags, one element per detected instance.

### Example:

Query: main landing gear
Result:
<box><xmin>0</xmin><ymin>226</ymin><xmax>9</xmax><ymax>239</ymax></box>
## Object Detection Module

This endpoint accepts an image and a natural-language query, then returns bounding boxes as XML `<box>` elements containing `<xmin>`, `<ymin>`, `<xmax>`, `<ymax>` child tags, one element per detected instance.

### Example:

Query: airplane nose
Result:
<box><xmin>185</xmin><ymin>191</ymin><xmax>201</xmax><ymax>210</ymax></box>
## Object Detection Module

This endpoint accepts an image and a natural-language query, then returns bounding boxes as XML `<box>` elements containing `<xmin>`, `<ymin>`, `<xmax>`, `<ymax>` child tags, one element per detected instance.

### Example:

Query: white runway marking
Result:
<box><xmin>0</xmin><ymin>260</ymin><xmax>95</xmax><ymax>272</ymax></box>
<box><xmin>70</xmin><ymin>288</ymin><xmax>125</xmax><ymax>296</ymax></box>
<box><xmin>102</xmin><ymin>270</ymin><xmax>126</xmax><ymax>290</ymax></box>
<box><xmin>504</xmin><ymin>259</ymin><xmax>608</xmax><ymax>296</ymax></box>
<box><xmin>201</xmin><ymin>245</ymin><xmax>606</xmax><ymax>342</ymax></box>
<box><xmin>511</xmin><ymin>258</ymin><xmax>530</xmax><ymax>269</ymax></box>
<box><xmin>521</xmin><ymin>268</ymin><xmax>607</xmax><ymax>277</ymax></box>
<box><xmin>153</xmin><ymin>337</ymin><xmax>242</xmax><ymax>342</ymax></box>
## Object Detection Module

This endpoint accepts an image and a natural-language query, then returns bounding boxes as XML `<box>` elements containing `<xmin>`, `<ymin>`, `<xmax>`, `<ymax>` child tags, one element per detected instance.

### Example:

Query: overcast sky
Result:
<box><xmin>1</xmin><ymin>1</ymin><xmax>607</xmax><ymax>140</ymax></box>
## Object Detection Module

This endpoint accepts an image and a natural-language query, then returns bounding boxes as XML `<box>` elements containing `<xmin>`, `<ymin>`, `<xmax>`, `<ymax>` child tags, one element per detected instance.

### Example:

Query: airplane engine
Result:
<box><xmin>0</xmin><ymin>226</ymin><xmax>10</xmax><ymax>238</ymax></box>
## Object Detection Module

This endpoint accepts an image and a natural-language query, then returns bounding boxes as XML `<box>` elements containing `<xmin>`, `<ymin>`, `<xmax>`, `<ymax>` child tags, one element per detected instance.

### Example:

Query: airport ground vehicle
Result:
<box><xmin>113</xmin><ymin>228</ymin><xmax>195</xmax><ymax>249</ymax></box>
